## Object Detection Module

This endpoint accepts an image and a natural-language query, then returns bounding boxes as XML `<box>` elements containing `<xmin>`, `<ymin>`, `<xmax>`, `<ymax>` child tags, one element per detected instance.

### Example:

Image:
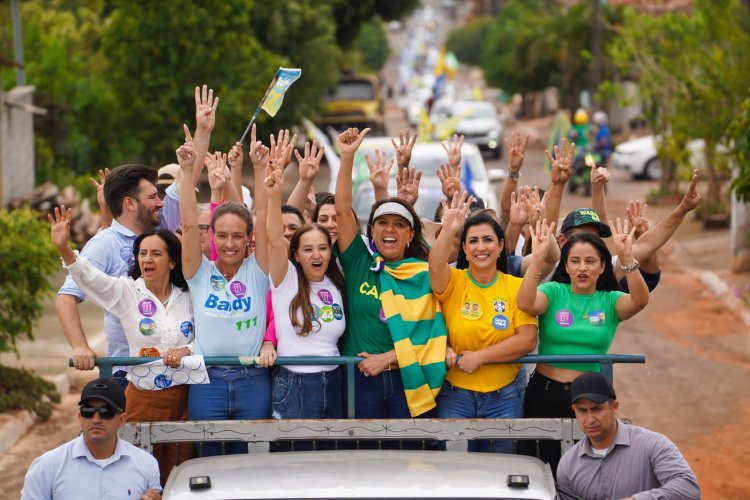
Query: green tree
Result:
<box><xmin>355</xmin><ymin>17</ymin><xmax>391</xmax><ymax>72</ymax></box>
<box><xmin>328</xmin><ymin>0</ymin><xmax>419</xmax><ymax>47</ymax></box>
<box><xmin>446</xmin><ymin>17</ymin><xmax>493</xmax><ymax>67</ymax></box>
<box><xmin>0</xmin><ymin>209</ymin><xmax>58</xmax><ymax>354</ymax></box>
<box><xmin>729</xmin><ymin>96</ymin><xmax>750</xmax><ymax>203</ymax></box>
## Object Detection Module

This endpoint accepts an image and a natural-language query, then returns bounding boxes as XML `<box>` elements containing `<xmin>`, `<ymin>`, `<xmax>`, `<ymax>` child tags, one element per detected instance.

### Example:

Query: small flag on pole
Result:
<box><xmin>239</xmin><ymin>67</ymin><xmax>302</xmax><ymax>143</ymax></box>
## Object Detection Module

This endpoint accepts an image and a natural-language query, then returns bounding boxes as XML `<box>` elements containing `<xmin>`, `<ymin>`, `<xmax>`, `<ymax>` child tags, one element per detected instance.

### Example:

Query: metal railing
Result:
<box><xmin>70</xmin><ymin>354</ymin><xmax>645</xmax><ymax>418</ymax></box>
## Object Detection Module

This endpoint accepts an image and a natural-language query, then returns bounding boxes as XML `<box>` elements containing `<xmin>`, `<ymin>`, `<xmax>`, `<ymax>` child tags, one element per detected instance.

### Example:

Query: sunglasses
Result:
<box><xmin>79</xmin><ymin>405</ymin><xmax>119</xmax><ymax>420</ymax></box>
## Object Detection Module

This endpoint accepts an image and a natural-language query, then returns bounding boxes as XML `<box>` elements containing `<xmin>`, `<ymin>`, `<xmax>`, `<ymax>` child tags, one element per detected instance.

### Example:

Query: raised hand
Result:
<box><xmin>441</xmin><ymin>134</ymin><xmax>464</xmax><ymax>170</ymax></box>
<box><xmin>48</xmin><ymin>205</ymin><xmax>73</xmax><ymax>250</ymax></box>
<box><xmin>269</xmin><ymin>129</ymin><xmax>297</xmax><ymax>173</ymax></box>
<box><xmin>365</xmin><ymin>149</ymin><xmax>395</xmax><ymax>192</ymax></box>
<box><xmin>294</xmin><ymin>140</ymin><xmax>325</xmax><ymax>182</ymax></box>
<box><xmin>396</xmin><ymin>167</ymin><xmax>422</xmax><ymax>206</ymax></box>
<box><xmin>263</xmin><ymin>167</ymin><xmax>284</xmax><ymax>198</ymax></box>
<box><xmin>521</xmin><ymin>185</ymin><xmax>546</xmax><ymax>228</ymax></box>
<box><xmin>194</xmin><ymin>85</ymin><xmax>219</xmax><ymax>132</ymax></box>
<box><xmin>338</xmin><ymin>127</ymin><xmax>370</xmax><ymax>156</ymax></box>
<box><xmin>391</xmin><ymin>129</ymin><xmax>418</xmax><ymax>171</ymax></box>
<box><xmin>436</xmin><ymin>162</ymin><xmax>462</xmax><ymax>200</ymax></box>
<box><xmin>440</xmin><ymin>191</ymin><xmax>474</xmax><ymax>236</ymax></box>
<box><xmin>608</xmin><ymin>217</ymin><xmax>635</xmax><ymax>262</ymax></box>
<box><xmin>678</xmin><ymin>168</ymin><xmax>701</xmax><ymax>213</ymax></box>
<box><xmin>176</xmin><ymin>141</ymin><xmax>196</xmax><ymax>170</ymax></box>
<box><xmin>228</xmin><ymin>142</ymin><xmax>244</xmax><ymax>172</ymax></box>
<box><xmin>588</xmin><ymin>155</ymin><xmax>610</xmax><ymax>184</ymax></box>
<box><xmin>206</xmin><ymin>151</ymin><xmax>228</xmax><ymax>194</ymax></box>
<box><xmin>529</xmin><ymin>218</ymin><xmax>556</xmax><ymax>261</ymax></box>
<box><xmin>505</xmin><ymin>130</ymin><xmax>530</xmax><ymax>172</ymax></box>
<box><xmin>547</xmin><ymin>138</ymin><xmax>575</xmax><ymax>185</ymax></box>
<box><xmin>89</xmin><ymin>168</ymin><xmax>110</xmax><ymax>209</ymax></box>
<box><xmin>508</xmin><ymin>190</ymin><xmax>529</xmax><ymax>227</ymax></box>
<box><xmin>249</xmin><ymin>124</ymin><xmax>270</xmax><ymax>171</ymax></box>
<box><xmin>626</xmin><ymin>200</ymin><xmax>649</xmax><ymax>238</ymax></box>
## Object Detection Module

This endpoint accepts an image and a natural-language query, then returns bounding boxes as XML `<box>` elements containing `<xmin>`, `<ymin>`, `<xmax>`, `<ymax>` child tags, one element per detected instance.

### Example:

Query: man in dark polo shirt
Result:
<box><xmin>557</xmin><ymin>372</ymin><xmax>700</xmax><ymax>500</ymax></box>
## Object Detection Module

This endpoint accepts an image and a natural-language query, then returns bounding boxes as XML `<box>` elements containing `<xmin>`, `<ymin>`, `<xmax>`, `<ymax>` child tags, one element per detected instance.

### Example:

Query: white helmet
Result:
<box><xmin>592</xmin><ymin>111</ymin><xmax>608</xmax><ymax>126</ymax></box>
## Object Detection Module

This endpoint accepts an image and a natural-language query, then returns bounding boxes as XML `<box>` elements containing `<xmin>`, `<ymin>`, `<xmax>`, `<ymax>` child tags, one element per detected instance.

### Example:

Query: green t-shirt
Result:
<box><xmin>337</xmin><ymin>236</ymin><xmax>394</xmax><ymax>356</ymax></box>
<box><xmin>537</xmin><ymin>282</ymin><xmax>624</xmax><ymax>372</ymax></box>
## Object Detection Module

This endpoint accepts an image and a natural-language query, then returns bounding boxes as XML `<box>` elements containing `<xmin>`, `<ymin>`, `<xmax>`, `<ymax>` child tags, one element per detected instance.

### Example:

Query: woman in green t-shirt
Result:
<box><xmin>517</xmin><ymin>218</ymin><xmax>649</xmax><ymax>471</ymax></box>
<box><xmin>334</xmin><ymin>127</ymin><xmax>432</xmax><ymax>419</ymax></box>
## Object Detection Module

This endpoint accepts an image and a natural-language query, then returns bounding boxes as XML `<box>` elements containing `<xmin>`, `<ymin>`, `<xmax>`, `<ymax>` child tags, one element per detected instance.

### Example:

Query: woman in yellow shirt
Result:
<box><xmin>429</xmin><ymin>193</ymin><xmax>539</xmax><ymax>453</ymax></box>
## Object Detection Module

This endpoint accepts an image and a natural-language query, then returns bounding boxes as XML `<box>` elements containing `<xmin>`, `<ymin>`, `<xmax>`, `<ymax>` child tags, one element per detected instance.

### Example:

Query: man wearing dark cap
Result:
<box><xmin>556</xmin><ymin>372</ymin><xmax>700</xmax><ymax>500</ymax></box>
<box><xmin>22</xmin><ymin>378</ymin><xmax>161</xmax><ymax>500</ymax></box>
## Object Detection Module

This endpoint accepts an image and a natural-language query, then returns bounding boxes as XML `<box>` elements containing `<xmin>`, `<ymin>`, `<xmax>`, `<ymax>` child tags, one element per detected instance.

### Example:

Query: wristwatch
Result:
<box><xmin>507</xmin><ymin>170</ymin><xmax>520</xmax><ymax>180</ymax></box>
<box><xmin>620</xmin><ymin>259</ymin><xmax>640</xmax><ymax>273</ymax></box>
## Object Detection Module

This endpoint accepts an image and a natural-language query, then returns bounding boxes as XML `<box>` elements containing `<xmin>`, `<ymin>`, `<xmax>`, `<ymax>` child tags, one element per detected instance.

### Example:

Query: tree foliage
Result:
<box><xmin>0</xmin><ymin>208</ymin><xmax>58</xmax><ymax>355</ymax></box>
<box><xmin>355</xmin><ymin>17</ymin><xmax>391</xmax><ymax>73</ymax></box>
<box><xmin>446</xmin><ymin>17</ymin><xmax>493</xmax><ymax>67</ymax></box>
<box><xmin>329</xmin><ymin>0</ymin><xmax>419</xmax><ymax>47</ymax></box>
<box><xmin>729</xmin><ymin>97</ymin><xmax>750</xmax><ymax>203</ymax></box>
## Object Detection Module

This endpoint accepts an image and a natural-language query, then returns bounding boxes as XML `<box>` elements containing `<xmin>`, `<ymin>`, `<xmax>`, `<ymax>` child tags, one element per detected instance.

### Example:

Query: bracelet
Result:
<box><xmin>620</xmin><ymin>259</ymin><xmax>640</xmax><ymax>273</ymax></box>
<box><xmin>527</xmin><ymin>272</ymin><xmax>542</xmax><ymax>280</ymax></box>
<box><xmin>507</xmin><ymin>170</ymin><xmax>520</xmax><ymax>181</ymax></box>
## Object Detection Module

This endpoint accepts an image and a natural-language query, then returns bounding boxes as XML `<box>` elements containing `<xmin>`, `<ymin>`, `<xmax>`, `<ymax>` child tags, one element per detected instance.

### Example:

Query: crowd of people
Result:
<box><xmin>24</xmin><ymin>84</ymin><xmax>704</xmax><ymax>498</ymax></box>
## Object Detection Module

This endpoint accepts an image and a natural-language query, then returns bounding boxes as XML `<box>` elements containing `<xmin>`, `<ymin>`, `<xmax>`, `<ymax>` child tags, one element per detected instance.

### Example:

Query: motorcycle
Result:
<box><xmin>567</xmin><ymin>147</ymin><xmax>603</xmax><ymax>197</ymax></box>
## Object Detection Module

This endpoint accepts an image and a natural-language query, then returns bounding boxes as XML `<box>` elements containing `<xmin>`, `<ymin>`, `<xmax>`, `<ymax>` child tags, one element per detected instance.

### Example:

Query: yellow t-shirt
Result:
<box><xmin>435</xmin><ymin>267</ymin><xmax>538</xmax><ymax>392</ymax></box>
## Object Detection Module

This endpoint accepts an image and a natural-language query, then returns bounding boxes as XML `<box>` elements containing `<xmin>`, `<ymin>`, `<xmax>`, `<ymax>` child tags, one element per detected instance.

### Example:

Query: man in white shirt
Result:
<box><xmin>22</xmin><ymin>378</ymin><xmax>162</xmax><ymax>500</ymax></box>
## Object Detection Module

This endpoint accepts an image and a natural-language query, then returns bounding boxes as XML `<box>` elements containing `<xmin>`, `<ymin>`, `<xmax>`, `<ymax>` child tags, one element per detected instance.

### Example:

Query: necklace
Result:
<box><xmin>573</xmin><ymin>289</ymin><xmax>598</xmax><ymax>320</ymax></box>
<box><xmin>160</xmin><ymin>284</ymin><xmax>175</xmax><ymax>308</ymax></box>
<box><xmin>216</xmin><ymin>262</ymin><xmax>235</xmax><ymax>280</ymax></box>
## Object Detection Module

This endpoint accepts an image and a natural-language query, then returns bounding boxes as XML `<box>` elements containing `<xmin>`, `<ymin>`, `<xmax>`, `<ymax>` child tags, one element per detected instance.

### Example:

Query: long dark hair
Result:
<box><xmin>129</xmin><ymin>230</ymin><xmax>188</xmax><ymax>290</ymax></box>
<box><xmin>366</xmin><ymin>197</ymin><xmax>429</xmax><ymax>261</ymax></box>
<box><xmin>550</xmin><ymin>233</ymin><xmax>620</xmax><ymax>291</ymax></box>
<box><xmin>456</xmin><ymin>213</ymin><xmax>508</xmax><ymax>274</ymax></box>
<box><xmin>288</xmin><ymin>224</ymin><xmax>346</xmax><ymax>336</ymax></box>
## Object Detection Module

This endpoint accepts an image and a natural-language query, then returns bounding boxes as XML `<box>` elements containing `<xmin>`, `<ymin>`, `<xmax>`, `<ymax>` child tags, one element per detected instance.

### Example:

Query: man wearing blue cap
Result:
<box><xmin>22</xmin><ymin>378</ymin><xmax>161</xmax><ymax>499</ymax></box>
<box><xmin>557</xmin><ymin>372</ymin><xmax>700</xmax><ymax>500</ymax></box>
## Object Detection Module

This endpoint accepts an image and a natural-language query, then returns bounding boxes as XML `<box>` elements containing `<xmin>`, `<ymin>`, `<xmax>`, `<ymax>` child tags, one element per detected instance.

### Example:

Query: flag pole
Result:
<box><xmin>238</xmin><ymin>70</ymin><xmax>280</xmax><ymax>144</ymax></box>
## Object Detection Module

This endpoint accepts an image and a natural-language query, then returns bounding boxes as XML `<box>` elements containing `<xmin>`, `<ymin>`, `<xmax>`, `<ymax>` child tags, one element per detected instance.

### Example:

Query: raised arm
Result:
<box><xmin>429</xmin><ymin>191</ymin><xmax>473</xmax><ymax>294</ymax></box>
<box><xmin>227</xmin><ymin>142</ymin><xmax>244</xmax><ymax>203</ymax></box>
<box><xmin>589</xmin><ymin>155</ymin><xmax>610</xmax><ymax>223</ymax></box>
<box><xmin>287</xmin><ymin>140</ymin><xmax>324</xmax><ymax>216</ymax></box>
<box><xmin>49</xmin><ymin>205</ymin><xmax>79</xmax><ymax>266</ymax></box>
<box><xmin>334</xmin><ymin>127</ymin><xmax>370</xmax><ymax>252</ymax></box>
<box><xmin>190</xmin><ymin>85</ymin><xmax>219</xmax><ymax>188</ymax></box>
<box><xmin>610</xmin><ymin>218</ymin><xmax>649</xmax><ymax>321</ymax></box>
<box><xmin>436</xmin><ymin>161</ymin><xmax>461</xmax><ymax>202</ymax></box>
<box><xmin>625</xmin><ymin>200</ymin><xmax>658</xmax><ymax>274</ymax></box>
<box><xmin>504</xmin><ymin>190</ymin><xmax>529</xmax><ymax>254</ymax></box>
<box><xmin>366</xmin><ymin>149</ymin><xmax>395</xmax><ymax>202</ymax></box>
<box><xmin>630</xmin><ymin>169</ymin><xmax>701</xmax><ymax>264</ymax></box>
<box><xmin>265</xmin><ymin>165</ymin><xmax>288</xmax><ymax>287</ymax></box>
<box><xmin>396</xmin><ymin>166</ymin><xmax>421</xmax><ymax>207</ymax></box>
<box><xmin>545</xmin><ymin>139</ymin><xmax>575</xmax><ymax>231</ymax></box>
<box><xmin>500</xmin><ymin>131</ymin><xmax>530</xmax><ymax>224</ymax></box>
<box><xmin>391</xmin><ymin>129</ymin><xmax>418</xmax><ymax>173</ymax></box>
<box><xmin>177</xmin><ymin>138</ymin><xmax>202</xmax><ymax>279</ymax></box>
<box><xmin>90</xmin><ymin>168</ymin><xmax>112</xmax><ymax>229</ymax></box>
<box><xmin>517</xmin><ymin>220</ymin><xmax>553</xmax><ymax>316</ymax></box>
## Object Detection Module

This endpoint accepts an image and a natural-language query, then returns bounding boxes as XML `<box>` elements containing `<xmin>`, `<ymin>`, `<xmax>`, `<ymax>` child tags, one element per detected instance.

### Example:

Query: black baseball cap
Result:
<box><xmin>570</xmin><ymin>372</ymin><xmax>617</xmax><ymax>404</ymax></box>
<box><xmin>78</xmin><ymin>378</ymin><xmax>126</xmax><ymax>411</ymax></box>
<box><xmin>560</xmin><ymin>208</ymin><xmax>612</xmax><ymax>237</ymax></box>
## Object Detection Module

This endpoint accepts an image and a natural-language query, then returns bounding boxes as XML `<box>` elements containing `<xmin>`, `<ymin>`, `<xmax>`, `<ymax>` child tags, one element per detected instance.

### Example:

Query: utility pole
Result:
<box><xmin>11</xmin><ymin>0</ymin><xmax>26</xmax><ymax>86</ymax></box>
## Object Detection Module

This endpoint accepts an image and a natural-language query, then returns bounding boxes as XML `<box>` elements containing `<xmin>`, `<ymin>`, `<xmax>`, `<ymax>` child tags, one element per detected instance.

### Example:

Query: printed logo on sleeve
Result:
<box><xmin>555</xmin><ymin>310</ymin><xmax>573</xmax><ymax>327</ymax></box>
<box><xmin>138</xmin><ymin>299</ymin><xmax>157</xmax><ymax>317</ymax></box>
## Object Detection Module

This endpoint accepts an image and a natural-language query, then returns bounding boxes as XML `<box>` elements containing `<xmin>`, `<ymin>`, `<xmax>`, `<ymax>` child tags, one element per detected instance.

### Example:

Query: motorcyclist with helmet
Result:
<box><xmin>592</xmin><ymin>111</ymin><xmax>613</xmax><ymax>167</ymax></box>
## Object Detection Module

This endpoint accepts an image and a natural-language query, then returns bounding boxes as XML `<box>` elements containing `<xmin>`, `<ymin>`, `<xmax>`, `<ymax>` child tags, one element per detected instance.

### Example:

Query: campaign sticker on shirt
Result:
<box><xmin>210</xmin><ymin>275</ymin><xmax>226</xmax><ymax>291</ymax></box>
<box><xmin>311</xmin><ymin>304</ymin><xmax>320</xmax><ymax>320</ymax></box>
<box><xmin>153</xmin><ymin>374</ymin><xmax>173</xmax><ymax>389</ymax></box>
<box><xmin>138</xmin><ymin>299</ymin><xmax>157</xmax><ymax>317</ymax></box>
<box><xmin>119</xmin><ymin>246</ymin><xmax>134</xmax><ymax>266</ymax></box>
<box><xmin>319</xmin><ymin>305</ymin><xmax>334</xmax><ymax>323</ymax></box>
<box><xmin>378</xmin><ymin>308</ymin><xmax>387</xmax><ymax>323</ymax></box>
<box><xmin>332</xmin><ymin>304</ymin><xmax>343</xmax><ymax>320</ymax></box>
<box><xmin>492</xmin><ymin>314</ymin><xmax>509</xmax><ymax>330</ymax></box>
<box><xmin>492</xmin><ymin>299</ymin><xmax>506</xmax><ymax>314</ymax></box>
<box><xmin>555</xmin><ymin>310</ymin><xmax>573</xmax><ymax>327</ymax></box>
<box><xmin>180</xmin><ymin>321</ymin><xmax>194</xmax><ymax>337</ymax></box>
<box><xmin>461</xmin><ymin>302</ymin><xmax>482</xmax><ymax>320</ymax></box>
<box><xmin>317</xmin><ymin>289</ymin><xmax>334</xmax><ymax>305</ymax></box>
<box><xmin>229</xmin><ymin>281</ymin><xmax>246</xmax><ymax>298</ymax></box>
<box><xmin>588</xmin><ymin>310</ymin><xmax>606</xmax><ymax>326</ymax></box>
<box><xmin>138</xmin><ymin>346</ymin><xmax>160</xmax><ymax>357</ymax></box>
<box><xmin>139</xmin><ymin>318</ymin><xmax>157</xmax><ymax>336</ymax></box>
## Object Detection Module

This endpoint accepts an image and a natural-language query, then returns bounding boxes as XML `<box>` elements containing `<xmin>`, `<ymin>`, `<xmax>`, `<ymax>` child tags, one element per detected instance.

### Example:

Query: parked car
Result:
<box><xmin>612</xmin><ymin>134</ymin><xmax>718</xmax><ymax>180</ymax></box>
<box><xmin>163</xmin><ymin>450</ymin><xmax>557</xmax><ymax>499</ymax></box>
<box><xmin>350</xmin><ymin>138</ymin><xmax>501</xmax><ymax>221</ymax></box>
<box><xmin>430</xmin><ymin>100</ymin><xmax>503</xmax><ymax>158</ymax></box>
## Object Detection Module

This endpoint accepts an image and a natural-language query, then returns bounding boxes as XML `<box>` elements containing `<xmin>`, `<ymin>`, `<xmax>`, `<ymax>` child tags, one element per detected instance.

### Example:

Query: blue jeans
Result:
<box><xmin>436</xmin><ymin>379</ymin><xmax>523</xmax><ymax>453</ymax></box>
<box><xmin>353</xmin><ymin>368</ymin><xmax>411</xmax><ymax>419</ymax></box>
<box><xmin>188</xmin><ymin>366</ymin><xmax>270</xmax><ymax>456</ymax></box>
<box><xmin>272</xmin><ymin>366</ymin><xmax>343</xmax><ymax>419</ymax></box>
